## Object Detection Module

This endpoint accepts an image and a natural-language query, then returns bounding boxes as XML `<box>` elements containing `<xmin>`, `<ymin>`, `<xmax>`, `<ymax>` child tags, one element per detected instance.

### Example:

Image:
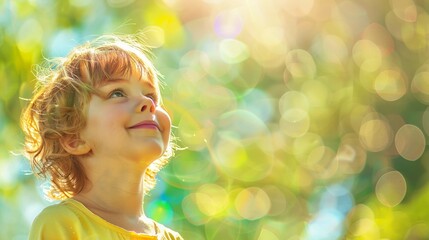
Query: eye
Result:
<box><xmin>108</xmin><ymin>89</ymin><xmax>126</xmax><ymax>98</ymax></box>
<box><xmin>146</xmin><ymin>93</ymin><xmax>158</xmax><ymax>103</ymax></box>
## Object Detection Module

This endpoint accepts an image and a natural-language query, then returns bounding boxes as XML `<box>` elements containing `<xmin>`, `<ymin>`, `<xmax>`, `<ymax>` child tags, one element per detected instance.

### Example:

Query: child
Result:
<box><xmin>21</xmin><ymin>34</ymin><xmax>183</xmax><ymax>240</ymax></box>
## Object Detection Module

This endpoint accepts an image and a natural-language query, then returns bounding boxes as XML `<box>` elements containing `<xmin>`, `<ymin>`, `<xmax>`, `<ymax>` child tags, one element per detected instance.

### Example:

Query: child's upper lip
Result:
<box><xmin>128</xmin><ymin>120</ymin><xmax>160</xmax><ymax>130</ymax></box>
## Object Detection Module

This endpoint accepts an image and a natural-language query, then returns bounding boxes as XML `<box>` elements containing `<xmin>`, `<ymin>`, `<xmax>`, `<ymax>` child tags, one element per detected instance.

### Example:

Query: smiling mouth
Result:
<box><xmin>128</xmin><ymin>121</ymin><xmax>160</xmax><ymax>130</ymax></box>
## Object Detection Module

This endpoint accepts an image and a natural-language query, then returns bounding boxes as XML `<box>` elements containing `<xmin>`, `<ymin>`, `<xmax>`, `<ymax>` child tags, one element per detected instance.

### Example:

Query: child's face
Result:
<box><xmin>79</xmin><ymin>67</ymin><xmax>171</xmax><ymax>166</ymax></box>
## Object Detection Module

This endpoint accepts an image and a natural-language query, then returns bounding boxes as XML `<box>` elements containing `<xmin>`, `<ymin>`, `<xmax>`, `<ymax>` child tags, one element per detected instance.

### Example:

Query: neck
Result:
<box><xmin>74</xmin><ymin>157</ymin><xmax>148</xmax><ymax>218</ymax></box>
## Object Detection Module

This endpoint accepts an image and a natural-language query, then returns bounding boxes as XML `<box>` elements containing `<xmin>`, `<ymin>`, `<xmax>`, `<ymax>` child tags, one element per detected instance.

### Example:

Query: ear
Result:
<box><xmin>60</xmin><ymin>135</ymin><xmax>91</xmax><ymax>156</ymax></box>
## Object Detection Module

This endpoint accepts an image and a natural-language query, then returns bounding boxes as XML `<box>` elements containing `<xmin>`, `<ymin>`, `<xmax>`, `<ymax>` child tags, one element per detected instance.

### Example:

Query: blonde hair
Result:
<box><xmin>21</xmin><ymin>34</ymin><xmax>174</xmax><ymax>200</ymax></box>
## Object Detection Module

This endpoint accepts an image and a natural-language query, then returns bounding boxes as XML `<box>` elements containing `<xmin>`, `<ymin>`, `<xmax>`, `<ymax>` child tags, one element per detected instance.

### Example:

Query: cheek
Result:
<box><xmin>84</xmin><ymin>104</ymin><xmax>129</xmax><ymax>135</ymax></box>
<box><xmin>86</xmin><ymin>109</ymin><xmax>114</xmax><ymax>129</ymax></box>
<box><xmin>158</xmin><ymin>110</ymin><xmax>172</xmax><ymax>143</ymax></box>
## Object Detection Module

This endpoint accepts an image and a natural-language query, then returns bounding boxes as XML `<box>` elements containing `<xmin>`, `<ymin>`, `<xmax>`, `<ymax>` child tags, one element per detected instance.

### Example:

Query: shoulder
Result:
<box><xmin>32</xmin><ymin>200</ymin><xmax>82</xmax><ymax>225</ymax></box>
<box><xmin>29</xmin><ymin>201</ymin><xmax>82</xmax><ymax>240</ymax></box>
<box><xmin>153</xmin><ymin>221</ymin><xmax>184</xmax><ymax>240</ymax></box>
<box><xmin>37</xmin><ymin>200</ymin><xmax>79</xmax><ymax>217</ymax></box>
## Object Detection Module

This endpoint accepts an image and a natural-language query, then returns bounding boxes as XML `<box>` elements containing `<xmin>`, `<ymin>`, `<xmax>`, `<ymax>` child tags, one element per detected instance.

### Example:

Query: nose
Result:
<box><xmin>136</xmin><ymin>96</ymin><xmax>156</xmax><ymax>113</ymax></box>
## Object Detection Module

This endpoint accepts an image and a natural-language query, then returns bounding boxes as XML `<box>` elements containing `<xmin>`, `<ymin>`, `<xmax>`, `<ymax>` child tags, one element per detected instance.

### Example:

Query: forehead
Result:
<box><xmin>98</xmin><ymin>75</ymin><xmax>156</xmax><ymax>90</ymax></box>
<box><xmin>97</xmin><ymin>64</ymin><xmax>156</xmax><ymax>89</ymax></box>
<box><xmin>82</xmin><ymin>46</ymin><xmax>158</xmax><ymax>89</ymax></box>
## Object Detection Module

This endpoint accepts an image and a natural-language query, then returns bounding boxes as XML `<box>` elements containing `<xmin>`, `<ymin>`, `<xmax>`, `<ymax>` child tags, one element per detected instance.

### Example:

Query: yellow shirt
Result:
<box><xmin>29</xmin><ymin>199</ymin><xmax>183</xmax><ymax>240</ymax></box>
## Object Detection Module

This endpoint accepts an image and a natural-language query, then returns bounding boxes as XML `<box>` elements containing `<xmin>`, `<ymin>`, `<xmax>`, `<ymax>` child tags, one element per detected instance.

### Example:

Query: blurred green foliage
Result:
<box><xmin>1</xmin><ymin>0</ymin><xmax>429</xmax><ymax>239</ymax></box>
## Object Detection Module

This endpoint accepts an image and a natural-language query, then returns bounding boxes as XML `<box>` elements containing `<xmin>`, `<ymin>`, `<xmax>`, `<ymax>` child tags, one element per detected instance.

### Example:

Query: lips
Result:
<box><xmin>128</xmin><ymin>120</ymin><xmax>160</xmax><ymax>130</ymax></box>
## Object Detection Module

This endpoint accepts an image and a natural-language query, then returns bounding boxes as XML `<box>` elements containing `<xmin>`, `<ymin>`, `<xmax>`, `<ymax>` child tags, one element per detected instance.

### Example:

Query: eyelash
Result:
<box><xmin>108</xmin><ymin>88</ymin><xmax>126</xmax><ymax>98</ymax></box>
<box><xmin>107</xmin><ymin>88</ymin><xmax>158</xmax><ymax>103</ymax></box>
<box><xmin>146</xmin><ymin>93</ymin><xmax>158</xmax><ymax>102</ymax></box>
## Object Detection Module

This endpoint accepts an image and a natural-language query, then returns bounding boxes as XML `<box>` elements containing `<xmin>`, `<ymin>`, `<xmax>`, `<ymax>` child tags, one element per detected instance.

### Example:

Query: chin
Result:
<box><xmin>133</xmin><ymin>152</ymin><xmax>163</xmax><ymax>168</ymax></box>
<box><xmin>138</xmin><ymin>145</ymin><xmax>166</xmax><ymax>161</ymax></box>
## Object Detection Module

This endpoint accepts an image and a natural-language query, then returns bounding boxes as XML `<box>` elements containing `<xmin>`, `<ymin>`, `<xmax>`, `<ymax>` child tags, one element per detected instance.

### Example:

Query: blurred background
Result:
<box><xmin>1</xmin><ymin>0</ymin><xmax>429</xmax><ymax>239</ymax></box>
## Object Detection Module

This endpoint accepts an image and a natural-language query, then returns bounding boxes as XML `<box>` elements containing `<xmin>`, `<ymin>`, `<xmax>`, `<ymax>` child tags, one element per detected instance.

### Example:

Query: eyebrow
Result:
<box><xmin>98</xmin><ymin>77</ymin><xmax>156</xmax><ymax>90</ymax></box>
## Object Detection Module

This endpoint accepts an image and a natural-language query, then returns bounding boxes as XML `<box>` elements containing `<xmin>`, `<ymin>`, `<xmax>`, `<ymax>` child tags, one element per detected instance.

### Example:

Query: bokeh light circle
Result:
<box><xmin>107</xmin><ymin>0</ymin><xmax>135</xmax><ymax>8</ymax></box>
<box><xmin>349</xmin><ymin>218</ymin><xmax>379</xmax><ymax>238</ymax></box>
<box><xmin>395</xmin><ymin>124</ymin><xmax>426</xmax><ymax>161</ymax></box>
<box><xmin>391</xmin><ymin>8</ymin><xmax>429</xmax><ymax>51</ymax></box>
<box><xmin>361</xmin><ymin>23</ymin><xmax>395</xmax><ymax>55</ymax></box>
<box><xmin>375</xmin><ymin>170</ymin><xmax>407</xmax><ymax>207</ymax></box>
<box><xmin>162</xmin><ymin>150</ymin><xmax>216</xmax><ymax>189</ymax></box>
<box><xmin>219</xmin><ymin>39</ymin><xmax>249</xmax><ymax>64</ymax></box>
<box><xmin>214</xmin><ymin>134</ymin><xmax>274</xmax><ymax>182</ymax></box>
<box><xmin>352</xmin><ymin>40</ymin><xmax>382</xmax><ymax>72</ymax></box>
<box><xmin>204</xmin><ymin>219</ymin><xmax>242</xmax><ymax>239</ymax></box>
<box><xmin>234</xmin><ymin>187</ymin><xmax>271</xmax><ymax>220</ymax></box>
<box><xmin>292</xmin><ymin>132</ymin><xmax>324</xmax><ymax>158</ymax></box>
<box><xmin>177</xmin><ymin>114</ymin><xmax>210</xmax><ymax>150</ymax></box>
<box><xmin>279</xmin><ymin>91</ymin><xmax>310</xmax><ymax>114</ymax></box>
<box><xmin>374</xmin><ymin>69</ymin><xmax>407</xmax><ymax>101</ymax></box>
<box><xmin>182</xmin><ymin>193</ymin><xmax>210</xmax><ymax>226</ymax></box>
<box><xmin>280</xmin><ymin>109</ymin><xmax>310</xmax><ymax>138</ymax></box>
<box><xmin>262</xmin><ymin>186</ymin><xmax>287</xmax><ymax>216</ymax></box>
<box><xmin>311</xmin><ymin>34</ymin><xmax>348</xmax><ymax>64</ymax></box>
<box><xmin>306</xmin><ymin>209</ymin><xmax>343</xmax><ymax>240</ymax></box>
<box><xmin>197</xmin><ymin>84</ymin><xmax>237</xmax><ymax>116</ymax></box>
<box><xmin>336</xmin><ymin>134</ymin><xmax>367</xmax><ymax>175</ymax></box>
<box><xmin>423</xmin><ymin>107</ymin><xmax>429</xmax><ymax>136</ymax></box>
<box><xmin>301</xmin><ymin>80</ymin><xmax>328</xmax><ymax>107</ymax></box>
<box><xmin>281</xmin><ymin>0</ymin><xmax>314</xmax><ymax>17</ymax></box>
<box><xmin>258</xmin><ymin>228</ymin><xmax>280</xmax><ymax>240</ymax></box>
<box><xmin>346</xmin><ymin>204</ymin><xmax>380</xmax><ymax>238</ymax></box>
<box><xmin>141</xmin><ymin>26</ymin><xmax>165</xmax><ymax>48</ymax></box>
<box><xmin>285</xmin><ymin>49</ymin><xmax>316</xmax><ymax>79</ymax></box>
<box><xmin>240</xmin><ymin>89</ymin><xmax>274</xmax><ymax>122</ymax></box>
<box><xmin>214</xmin><ymin>10</ymin><xmax>244</xmax><ymax>38</ymax></box>
<box><xmin>349</xmin><ymin>105</ymin><xmax>374</xmax><ymax>133</ymax></box>
<box><xmin>17</xmin><ymin>18</ymin><xmax>44</xmax><ymax>53</ymax></box>
<box><xmin>359</xmin><ymin>118</ymin><xmax>392</xmax><ymax>152</ymax></box>
<box><xmin>146</xmin><ymin>200</ymin><xmax>174</xmax><ymax>224</ymax></box>
<box><xmin>196</xmin><ymin>184</ymin><xmax>229</xmax><ymax>217</ymax></box>
<box><xmin>347</xmin><ymin>203</ymin><xmax>375</xmax><ymax>222</ymax></box>
<box><xmin>217</xmin><ymin>110</ymin><xmax>268</xmax><ymax>139</ymax></box>
<box><xmin>405</xmin><ymin>224</ymin><xmax>429</xmax><ymax>240</ymax></box>
<box><xmin>411</xmin><ymin>71</ymin><xmax>429</xmax><ymax>104</ymax></box>
<box><xmin>385</xmin><ymin>11</ymin><xmax>404</xmax><ymax>41</ymax></box>
<box><xmin>391</xmin><ymin>0</ymin><xmax>418</xmax><ymax>22</ymax></box>
<box><xmin>305</xmin><ymin>146</ymin><xmax>337</xmax><ymax>179</ymax></box>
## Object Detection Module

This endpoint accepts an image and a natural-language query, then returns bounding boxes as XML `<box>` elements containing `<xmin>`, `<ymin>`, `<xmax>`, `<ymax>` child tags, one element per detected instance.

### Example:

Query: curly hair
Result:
<box><xmin>21</xmin><ymin>35</ymin><xmax>174</xmax><ymax>200</ymax></box>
